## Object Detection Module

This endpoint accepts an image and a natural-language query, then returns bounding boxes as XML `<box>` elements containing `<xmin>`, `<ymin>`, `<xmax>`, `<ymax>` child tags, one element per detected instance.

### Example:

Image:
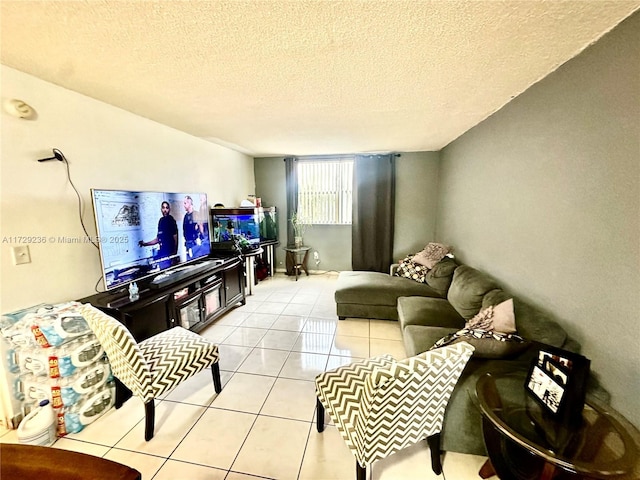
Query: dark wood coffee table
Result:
<box><xmin>0</xmin><ymin>443</ymin><xmax>141</xmax><ymax>480</ymax></box>
<box><xmin>476</xmin><ymin>372</ymin><xmax>640</xmax><ymax>480</ymax></box>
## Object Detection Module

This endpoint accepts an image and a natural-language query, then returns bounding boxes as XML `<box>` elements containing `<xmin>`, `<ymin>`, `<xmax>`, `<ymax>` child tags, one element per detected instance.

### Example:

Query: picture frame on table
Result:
<box><xmin>525</xmin><ymin>343</ymin><xmax>590</xmax><ymax>425</ymax></box>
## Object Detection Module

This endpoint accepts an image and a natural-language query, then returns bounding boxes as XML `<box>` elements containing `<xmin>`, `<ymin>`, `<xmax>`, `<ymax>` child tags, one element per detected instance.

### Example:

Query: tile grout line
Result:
<box><xmin>148</xmin><ymin>367</ymin><xmax>239</xmax><ymax>479</ymax></box>
<box><xmin>8</xmin><ymin>274</ymin><xmax>453</xmax><ymax>479</ymax></box>
<box><xmin>221</xmin><ymin>297</ymin><xmax>306</xmax><ymax>478</ymax></box>
<box><xmin>221</xmin><ymin>292</ymin><xmax>330</xmax><ymax>478</ymax></box>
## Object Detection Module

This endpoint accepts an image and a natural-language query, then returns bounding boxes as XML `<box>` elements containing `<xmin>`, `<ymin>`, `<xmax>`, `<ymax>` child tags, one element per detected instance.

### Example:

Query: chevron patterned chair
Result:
<box><xmin>80</xmin><ymin>304</ymin><xmax>222</xmax><ymax>441</ymax></box>
<box><xmin>315</xmin><ymin>341</ymin><xmax>474</xmax><ymax>480</ymax></box>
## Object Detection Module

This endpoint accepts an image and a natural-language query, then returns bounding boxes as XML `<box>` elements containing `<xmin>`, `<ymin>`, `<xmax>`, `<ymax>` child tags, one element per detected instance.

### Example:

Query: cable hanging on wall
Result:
<box><xmin>38</xmin><ymin>148</ymin><xmax>104</xmax><ymax>292</ymax></box>
<box><xmin>37</xmin><ymin>148</ymin><xmax>99</xmax><ymax>250</ymax></box>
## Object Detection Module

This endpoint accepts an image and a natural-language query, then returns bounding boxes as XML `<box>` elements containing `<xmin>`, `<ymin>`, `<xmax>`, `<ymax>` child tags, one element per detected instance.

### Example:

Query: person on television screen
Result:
<box><xmin>183</xmin><ymin>195</ymin><xmax>204</xmax><ymax>259</ymax></box>
<box><xmin>197</xmin><ymin>194</ymin><xmax>210</xmax><ymax>251</ymax></box>
<box><xmin>138</xmin><ymin>201</ymin><xmax>178</xmax><ymax>269</ymax></box>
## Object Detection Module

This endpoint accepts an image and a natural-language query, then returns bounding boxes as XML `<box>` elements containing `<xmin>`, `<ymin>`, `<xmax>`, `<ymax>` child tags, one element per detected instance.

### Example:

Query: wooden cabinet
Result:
<box><xmin>115</xmin><ymin>293</ymin><xmax>172</xmax><ymax>341</ymax></box>
<box><xmin>173</xmin><ymin>275</ymin><xmax>224</xmax><ymax>332</ymax></box>
<box><xmin>222</xmin><ymin>260</ymin><xmax>244</xmax><ymax>307</ymax></box>
<box><xmin>80</xmin><ymin>257</ymin><xmax>245</xmax><ymax>341</ymax></box>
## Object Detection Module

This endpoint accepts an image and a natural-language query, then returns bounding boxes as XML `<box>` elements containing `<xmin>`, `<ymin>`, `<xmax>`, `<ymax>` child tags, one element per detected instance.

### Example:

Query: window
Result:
<box><xmin>297</xmin><ymin>158</ymin><xmax>353</xmax><ymax>225</ymax></box>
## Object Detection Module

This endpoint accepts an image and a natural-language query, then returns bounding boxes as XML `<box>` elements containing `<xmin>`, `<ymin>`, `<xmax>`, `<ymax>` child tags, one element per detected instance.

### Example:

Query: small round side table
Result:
<box><xmin>283</xmin><ymin>246</ymin><xmax>310</xmax><ymax>281</ymax></box>
<box><xmin>476</xmin><ymin>372</ymin><xmax>640</xmax><ymax>480</ymax></box>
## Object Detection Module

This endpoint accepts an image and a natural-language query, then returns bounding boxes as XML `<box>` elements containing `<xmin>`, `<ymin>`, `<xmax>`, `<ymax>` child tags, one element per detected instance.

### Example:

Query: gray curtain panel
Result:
<box><xmin>352</xmin><ymin>154</ymin><xmax>396</xmax><ymax>272</ymax></box>
<box><xmin>284</xmin><ymin>157</ymin><xmax>298</xmax><ymax>247</ymax></box>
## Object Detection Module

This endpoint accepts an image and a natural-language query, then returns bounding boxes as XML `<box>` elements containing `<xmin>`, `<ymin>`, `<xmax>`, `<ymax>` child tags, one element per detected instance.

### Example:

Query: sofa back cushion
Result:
<box><xmin>424</xmin><ymin>257</ymin><xmax>458</xmax><ymax>296</ymax></box>
<box><xmin>482</xmin><ymin>288</ymin><xmax>568</xmax><ymax>347</ymax></box>
<box><xmin>481</xmin><ymin>288</ymin><xmax>512</xmax><ymax>309</ymax></box>
<box><xmin>512</xmin><ymin>299</ymin><xmax>567</xmax><ymax>347</ymax></box>
<box><xmin>447</xmin><ymin>266</ymin><xmax>501</xmax><ymax>319</ymax></box>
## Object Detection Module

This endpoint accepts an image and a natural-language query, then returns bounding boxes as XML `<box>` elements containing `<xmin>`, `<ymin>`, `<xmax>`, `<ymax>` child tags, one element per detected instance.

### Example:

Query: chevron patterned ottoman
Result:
<box><xmin>315</xmin><ymin>342</ymin><xmax>474</xmax><ymax>480</ymax></box>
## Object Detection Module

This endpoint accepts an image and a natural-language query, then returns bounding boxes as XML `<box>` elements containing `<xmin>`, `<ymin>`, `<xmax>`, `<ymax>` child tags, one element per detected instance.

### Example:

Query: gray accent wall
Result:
<box><xmin>436</xmin><ymin>13</ymin><xmax>639</xmax><ymax>426</ymax></box>
<box><xmin>254</xmin><ymin>152</ymin><xmax>439</xmax><ymax>273</ymax></box>
<box><xmin>393</xmin><ymin>151</ymin><xmax>440</xmax><ymax>261</ymax></box>
<box><xmin>254</xmin><ymin>155</ymin><xmax>353</xmax><ymax>272</ymax></box>
<box><xmin>253</xmin><ymin>156</ymin><xmax>290</xmax><ymax>271</ymax></box>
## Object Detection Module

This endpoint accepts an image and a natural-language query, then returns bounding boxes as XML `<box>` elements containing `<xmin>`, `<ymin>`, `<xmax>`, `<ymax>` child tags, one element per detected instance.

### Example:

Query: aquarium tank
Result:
<box><xmin>259</xmin><ymin>207</ymin><xmax>278</xmax><ymax>242</ymax></box>
<box><xmin>211</xmin><ymin>208</ymin><xmax>261</xmax><ymax>252</ymax></box>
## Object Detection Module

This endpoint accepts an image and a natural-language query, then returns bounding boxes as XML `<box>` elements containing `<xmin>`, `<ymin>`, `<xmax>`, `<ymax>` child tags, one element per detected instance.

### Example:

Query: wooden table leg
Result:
<box><xmin>540</xmin><ymin>462</ymin><xmax>557</xmax><ymax>480</ymax></box>
<box><xmin>285</xmin><ymin>250</ymin><xmax>294</xmax><ymax>276</ymax></box>
<box><xmin>301</xmin><ymin>250</ymin><xmax>309</xmax><ymax>275</ymax></box>
<box><xmin>480</xmin><ymin>453</ymin><xmax>558</xmax><ymax>480</ymax></box>
<box><xmin>479</xmin><ymin>459</ymin><xmax>496</xmax><ymax>479</ymax></box>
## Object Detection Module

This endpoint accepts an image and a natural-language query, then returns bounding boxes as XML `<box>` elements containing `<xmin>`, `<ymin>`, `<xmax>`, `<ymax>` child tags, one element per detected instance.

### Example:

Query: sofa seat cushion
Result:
<box><xmin>397</xmin><ymin>296</ymin><xmax>464</xmax><ymax>331</ymax></box>
<box><xmin>447</xmin><ymin>266</ymin><xmax>502</xmax><ymax>319</ymax></box>
<box><xmin>403</xmin><ymin>325</ymin><xmax>459</xmax><ymax>357</ymax></box>
<box><xmin>335</xmin><ymin>271</ymin><xmax>443</xmax><ymax>307</ymax></box>
<box><xmin>439</xmin><ymin>358</ymin><xmax>533</xmax><ymax>455</ymax></box>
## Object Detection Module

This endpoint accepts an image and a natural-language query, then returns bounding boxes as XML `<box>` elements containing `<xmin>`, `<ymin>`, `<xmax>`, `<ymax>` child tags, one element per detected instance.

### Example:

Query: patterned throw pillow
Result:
<box><xmin>395</xmin><ymin>255</ymin><xmax>429</xmax><ymax>283</ymax></box>
<box><xmin>430</xmin><ymin>328</ymin><xmax>528</xmax><ymax>359</ymax></box>
<box><xmin>466</xmin><ymin>305</ymin><xmax>495</xmax><ymax>330</ymax></box>
<box><xmin>466</xmin><ymin>298</ymin><xmax>516</xmax><ymax>334</ymax></box>
<box><xmin>412</xmin><ymin>243</ymin><xmax>451</xmax><ymax>269</ymax></box>
<box><xmin>431</xmin><ymin>298</ymin><xmax>526</xmax><ymax>359</ymax></box>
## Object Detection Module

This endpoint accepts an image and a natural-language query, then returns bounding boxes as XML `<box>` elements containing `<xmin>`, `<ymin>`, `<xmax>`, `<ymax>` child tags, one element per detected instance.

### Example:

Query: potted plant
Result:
<box><xmin>290</xmin><ymin>211</ymin><xmax>309</xmax><ymax>247</ymax></box>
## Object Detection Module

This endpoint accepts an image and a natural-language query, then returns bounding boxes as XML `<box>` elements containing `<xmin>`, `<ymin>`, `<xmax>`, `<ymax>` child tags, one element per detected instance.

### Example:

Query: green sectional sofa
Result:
<box><xmin>335</xmin><ymin>257</ymin><xmax>458</xmax><ymax>321</ymax></box>
<box><xmin>334</xmin><ymin>258</ymin><xmax>600</xmax><ymax>456</ymax></box>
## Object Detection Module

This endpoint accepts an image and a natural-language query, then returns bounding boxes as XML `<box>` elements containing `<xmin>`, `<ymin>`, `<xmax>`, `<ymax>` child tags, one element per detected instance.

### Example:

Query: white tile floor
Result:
<box><xmin>0</xmin><ymin>272</ymin><xmax>489</xmax><ymax>479</ymax></box>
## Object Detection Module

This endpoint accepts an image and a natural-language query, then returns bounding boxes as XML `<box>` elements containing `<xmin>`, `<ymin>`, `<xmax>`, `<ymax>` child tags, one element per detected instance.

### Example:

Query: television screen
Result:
<box><xmin>91</xmin><ymin>189</ymin><xmax>211</xmax><ymax>290</ymax></box>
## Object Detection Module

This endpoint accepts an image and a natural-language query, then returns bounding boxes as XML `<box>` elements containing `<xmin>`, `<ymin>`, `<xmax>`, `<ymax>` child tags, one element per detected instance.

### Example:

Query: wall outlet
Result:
<box><xmin>313</xmin><ymin>251</ymin><xmax>319</xmax><ymax>261</ymax></box>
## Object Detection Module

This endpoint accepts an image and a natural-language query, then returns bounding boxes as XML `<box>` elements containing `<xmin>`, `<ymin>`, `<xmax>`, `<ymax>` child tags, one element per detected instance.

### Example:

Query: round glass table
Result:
<box><xmin>476</xmin><ymin>372</ymin><xmax>640</xmax><ymax>480</ymax></box>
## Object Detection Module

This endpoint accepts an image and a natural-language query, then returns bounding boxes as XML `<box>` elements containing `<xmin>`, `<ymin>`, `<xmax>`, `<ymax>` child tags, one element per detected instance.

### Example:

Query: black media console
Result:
<box><xmin>79</xmin><ymin>256</ymin><xmax>245</xmax><ymax>342</ymax></box>
<box><xmin>149</xmin><ymin>259</ymin><xmax>225</xmax><ymax>289</ymax></box>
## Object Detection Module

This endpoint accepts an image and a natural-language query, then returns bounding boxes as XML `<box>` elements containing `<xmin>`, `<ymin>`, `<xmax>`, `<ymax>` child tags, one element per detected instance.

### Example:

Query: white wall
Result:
<box><xmin>1</xmin><ymin>66</ymin><xmax>255</xmax><ymax>312</ymax></box>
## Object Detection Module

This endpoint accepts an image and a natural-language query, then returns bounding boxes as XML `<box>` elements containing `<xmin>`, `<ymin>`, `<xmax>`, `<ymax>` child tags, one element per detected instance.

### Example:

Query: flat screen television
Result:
<box><xmin>91</xmin><ymin>189</ymin><xmax>211</xmax><ymax>290</ymax></box>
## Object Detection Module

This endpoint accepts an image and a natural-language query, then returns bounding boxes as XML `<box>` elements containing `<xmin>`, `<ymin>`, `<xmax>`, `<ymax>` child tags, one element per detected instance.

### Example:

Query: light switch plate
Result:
<box><xmin>11</xmin><ymin>245</ymin><xmax>31</xmax><ymax>265</ymax></box>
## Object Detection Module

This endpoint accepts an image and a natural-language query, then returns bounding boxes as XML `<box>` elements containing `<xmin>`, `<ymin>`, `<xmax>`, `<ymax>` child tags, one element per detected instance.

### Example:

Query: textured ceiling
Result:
<box><xmin>2</xmin><ymin>1</ymin><xmax>638</xmax><ymax>156</ymax></box>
